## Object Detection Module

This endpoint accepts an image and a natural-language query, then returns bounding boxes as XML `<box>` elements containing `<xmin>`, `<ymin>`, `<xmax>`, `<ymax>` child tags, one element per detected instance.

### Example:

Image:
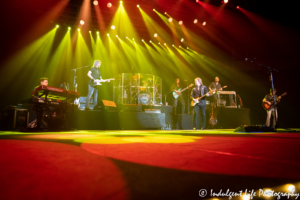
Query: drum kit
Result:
<box><xmin>116</xmin><ymin>73</ymin><xmax>162</xmax><ymax>105</ymax></box>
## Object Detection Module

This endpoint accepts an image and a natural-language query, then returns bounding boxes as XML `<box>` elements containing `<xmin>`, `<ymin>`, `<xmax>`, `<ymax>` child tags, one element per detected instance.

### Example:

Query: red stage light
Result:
<box><xmin>236</xmin><ymin>6</ymin><xmax>240</xmax><ymax>9</ymax></box>
<box><xmin>194</xmin><ymin>19</ymin><xmax>198</xmax><ymax>24</ymax></box>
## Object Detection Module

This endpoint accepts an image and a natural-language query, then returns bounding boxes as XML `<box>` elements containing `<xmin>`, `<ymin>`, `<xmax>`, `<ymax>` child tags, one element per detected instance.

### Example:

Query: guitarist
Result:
<box><xmin>170</xmin><ymin>78</ymin><xmax>185</xmax><ymax>114</ymax></box>
<box><xmin>262</xmin><ymin>89</ymin><xmax>281</xmax><ymax>128</ymax></box>
<box><xmin>191</xmin><ymin>77</ymin><xmax>211</xmax><ymax>130</ymax></box>
<box><xmin>209</xmin><ymin>76</ymin><xmax>222</xmax><ymax>104</ymax></box>
<box><xmin>86</xmin><ymin>60</ymin><xmax>110</xmax><ymax>110</ymax></box>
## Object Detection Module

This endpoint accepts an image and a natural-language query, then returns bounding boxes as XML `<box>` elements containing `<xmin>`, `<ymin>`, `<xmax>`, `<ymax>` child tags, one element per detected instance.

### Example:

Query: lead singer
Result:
<box><xmin>191</xmin><ymin>77</ymin><xmax>211</xmax><ymax>130</ymax></box>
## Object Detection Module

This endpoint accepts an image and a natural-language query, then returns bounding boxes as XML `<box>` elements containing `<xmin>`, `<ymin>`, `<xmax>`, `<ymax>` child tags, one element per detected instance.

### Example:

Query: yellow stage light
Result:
<box><xmin>56</xmin><ymin>25</ymin><xmax>59</xmax><ymax>28</ymax></box>
<box><xmin>97</xmin><ymin>31</ymin><xmax>99</xmax><ymax>34</ymax></box>
<box><xmin>78</xmin><ymin>29</ymin><xmax>80</xmax><ymax>31</ymax></box>
<box><xmin>168</xmin><ymin>18</ymin><xmax>173</xmax><ymax>22</ymax></box>
<box><xmin>153</xmin><ymin>9</ymin><xmax>155</xmax><ymax>11</ymax></box>
<box><xmin>107</xmin><ymin>33</ymin><xmax>109</xmax><ymax>36</ymax></box>
<box><xmin>68</xmin><ymin>27</ymin><xmax>71</xmax><ymax>30</ymax></box>
<box><xmin>93</xmin><ymin>0</ymin><xmax>98</xmax><ymax>6</ymax></box>
<box><xmin>154</xmin><ymin>33</ymin><xmax>158</xmax><ymax>37</ymax></box>
<box><xmin>181</xmin><ymin>38</ymin><xmax>184</xmax><ymax>42</ymax></box>
<box><xmin>111</xmin><ymin>25</ymin><xmax>115</xmax><ymax>30</ymax></box>
<box><xmin>137</xmin><ymin>5</ymin><xmax>139</xmax><ymax>7</ymax></box>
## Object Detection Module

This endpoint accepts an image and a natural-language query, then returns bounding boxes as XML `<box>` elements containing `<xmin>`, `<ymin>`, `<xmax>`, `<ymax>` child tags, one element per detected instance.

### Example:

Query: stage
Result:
<box><xmin>0</xmin><ymin>129</ymin><xmax>299</xmax><ymax>200</ymax></box>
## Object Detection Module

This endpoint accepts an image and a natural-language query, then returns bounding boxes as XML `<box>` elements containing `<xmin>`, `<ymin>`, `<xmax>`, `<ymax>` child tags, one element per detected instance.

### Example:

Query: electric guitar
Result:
<box><xmin>173</xmin><ymin>84</ymin><xmax>194</xmax><ymax>99</ymax></box>
<box><xmin>191</xmin><ymin>90</ymin><xmax>215</xmax><ymax>106</ymax></box>
<box><xmin>91</xmin><ymin>78</ymin><xmax>115</xmax><ymax>86</ymax></box>
<box><xmin>262</xmin><ymin>92</ymin><xmax>287</xmax><ymax>111</ymax></box>
<box><xmin>210</xmin><ymin>85</ymin><xmax>227</xmax><ymax>94</ymax></box>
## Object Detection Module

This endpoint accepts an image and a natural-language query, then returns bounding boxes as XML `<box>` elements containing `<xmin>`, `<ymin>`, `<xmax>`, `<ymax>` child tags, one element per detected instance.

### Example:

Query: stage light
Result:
<box><xmin>107</xmin><ymin>3</ymin><xmax>112</xmax><ymax>8</ymax></box>
<box><xmin>172</xmin><ymin>44</ymin><xmax>174</xmax><ymax>47</ymax></box>
<box><xmin>287</xmin><ymin>185</ymin><xmax>295</xmax><ymax>193</ymax></box>
<box><xmin>133</xmin><ymin>38</ymin><xmax>134</xmax><ymax>41</ymax></box>
<box><xmin>236</xmin><ymin>6</ymin><xmax>240</xmax><ymax>9</ymax></box>
<box><xmin>158</xmin><ymin>42</ymin><xmax>160</xmax><ymax>44</ymax></box>
<box><xmin>202</xmin><ymin>21</ymin><xmax>206</xmax><ymax>26</ymax></box>
<box><xmin>179</xmin><ymin>46</ymin><xmax>181</xmax><ymax>48</ymax></box>
<box><xmin>242</xmin><ymin>194</ymin><xmax>250</xmax><ymax>200</ymax></box>
<box><xmin>93</xmin><ymin>0</ymin><xmax>98</xmax><ymax>6</ymax></box>
<box><xmin>153</xmin><ymin>9</ymin><xmax>155</xmax><ymax>11</ymax></box>
<box><xmin>223</xmin><ymin>0</ymin><xmax>228</xmax><ymax>3</ymax></box>
<box><xmin>137</xmin><ymin>5</ymin><xmax>139</xmax><ymax>7</ymax></box>
<box><xmin>107</xmin><ymin>33</ymin><xmax>109</xmax><ymax>36</ymax></box>
<box><xmin>56</xmin><ymin>25</ymin><xmax>59</xmax><ymax>28</ymax></box>
<box><xmin>97</xmin><ymin>31</ymin><xmax>99</xmax><ymax>34</ymax></box>
<box><xmin>181</xmin><ymin>38</ymin><xmax>184</xmax><ymax>42</ymax></box>
<box><xmin>187</xmin><ymin>47</ymin><xmax>189</xmax><ymax>49</ymax></box>
<box><xmin>179</xmin><ymin>21</ymin><xmax>183</xmax><ymax>25</ymax></box>
<box><xmin>78</xmin><ymin>29</ymin><xmax>80</xmax><ymax>31</ymax></box>
<box><xmin>80</xmin><ymin>20</ymin><xmax>85</xmax><ymax>25</ymax></box>
<box><xmin>154</xmin><ymin>33</ymin><xmax>158</xmax><ymax>37</ymax></box>
<box><xmin>89</xmin><ymin>31</ymin><xmax>91</xmax><ymax>33</ymax></box>
<box><xmin>194</xmin><ymin>19</ymin><xmax>198</xmax><ymax>24</ymax></box>
<box><xmin>116</xmin><ymin>35</ymin><xmax>118</xmax><ymax>37</ymax></box>
<box><xmin>120</xmin><ymin>1</ymin><xmax>122</xmax><ymax>4</ymax></box>
<box><xmin>111</xmin><ymin>25</ymin><xmax>115</xmax><ymax>30</ymax></box>
<box><xmin>196</xmin><ymin>0</ymin><xmax>199</xmax><ymax>2</ymax></box>
<box><xmin>165</xmin><ymin>12</ymin><xmax>167</xmax><ymax>15</ymax></box>
<box><xmin>150</xmin><ymin>40</ymin><xmax>152</xmax><ymax>43</ymax></box>
<box><xmin>164</xmin><ymin>43</ymin><xmax>166</xmax><ymax>45</ymax></box>
<box><xmin>168</xmin><ymin>18</ymin><xmax>173</xmax><ymax>22</ymax></box>
<box><xmin>68</xmin><ymin>27</ymin><xmax>71</xmax><ymax>30</ymax></box>
<box><xmin>142</xmin><ymin>39</ymin><xmax>144</xmax><ymax>41</ymax></box>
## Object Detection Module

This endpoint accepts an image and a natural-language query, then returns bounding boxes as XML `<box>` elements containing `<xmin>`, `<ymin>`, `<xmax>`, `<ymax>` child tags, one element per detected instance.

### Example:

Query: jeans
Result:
<box><xmin>174</xmin><ymin>95</ymin><xmax>185</xmax><ymax>114</ymax></box>
<box><xmin>266</xmin><ymin>108</ymin><xmax>278</xmax><ymax>128</ymax></box>
<box><xmin>86</xmin><ymin>84</ymin><xmax>98</xmax><ymax>109</ymax></box>
<box><xmin>193</xmin><ymin>104</ymin><xmax>206</xmax><ymax>129</ymax></box>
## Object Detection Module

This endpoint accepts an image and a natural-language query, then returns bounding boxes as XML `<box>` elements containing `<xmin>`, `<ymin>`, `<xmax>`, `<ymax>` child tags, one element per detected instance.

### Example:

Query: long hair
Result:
<box><xmin>175</xmin><ymin>78</ymin><xmax>182</xmax><ymax>87</ymax></box>
<box><xmin>93</xmin><ymin>60</ymin><xmax>101</xmax><ymax>67</ymax></box>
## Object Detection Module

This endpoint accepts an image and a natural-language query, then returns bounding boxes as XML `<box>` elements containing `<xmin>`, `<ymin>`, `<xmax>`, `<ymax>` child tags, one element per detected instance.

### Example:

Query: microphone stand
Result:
<box><xmin>71</xmin><ymin>65</ymin><xmax>90</xmax><ymax>91</ymax></box>
<box><xmin>246</xmin><ymin>58</ymin><xmax>279</xmax><ymax>129</ymax></box>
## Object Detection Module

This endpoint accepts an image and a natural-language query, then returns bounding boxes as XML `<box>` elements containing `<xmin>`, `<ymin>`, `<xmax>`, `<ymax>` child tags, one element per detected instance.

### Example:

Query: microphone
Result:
<box><xmin>245</xmin><ymin>57</ymin><xmax>256</xmax><ymax>62</ymax></box>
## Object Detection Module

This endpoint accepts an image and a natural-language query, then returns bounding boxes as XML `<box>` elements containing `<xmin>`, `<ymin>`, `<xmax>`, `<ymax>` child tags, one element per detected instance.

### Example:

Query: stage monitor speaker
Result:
<box><xmin>121</xmin><ymin>104</ymin><xmax>142</xmax><ymax>112</ymax></box>
<box><xmin>234</xmin><ymin>125</ymin><xmax>275</xmax><ymax>133</ymax></box>
<box><xmin>144</xmin><ymin>109</ymin><xmax>161</xmax><ymax>113</ymax></box>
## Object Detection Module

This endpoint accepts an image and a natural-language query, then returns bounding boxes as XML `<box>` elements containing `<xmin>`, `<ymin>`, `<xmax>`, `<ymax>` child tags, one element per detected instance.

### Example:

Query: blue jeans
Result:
<box><xmin>193</xmin><ymin>104</ymin><xmax>206</xmax><ymax>129</ymax></box>
<box><xmin>86</xmin><ymin>84</ymin><xmax>98</xmax><ymax>108</ymax></box>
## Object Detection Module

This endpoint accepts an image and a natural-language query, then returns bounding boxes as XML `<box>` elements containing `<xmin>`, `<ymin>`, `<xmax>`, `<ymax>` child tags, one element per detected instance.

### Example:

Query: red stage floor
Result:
<box><xmin>0</xmin><ymin>129</ymin><xmax>299</xmax><ymax>200</ymax></box>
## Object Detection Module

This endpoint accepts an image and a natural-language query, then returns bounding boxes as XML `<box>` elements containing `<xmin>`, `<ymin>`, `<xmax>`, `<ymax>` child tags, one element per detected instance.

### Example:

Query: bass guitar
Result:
<box><xmin>262</xmin><ymin>92</ymin><xmax>287</xmax><ymax>111</ymax></box>
<box><xmin>173</xmin><ymin>84</ymin><xmax>194</xmax><ymax>99</ymax></box>
<box><xmin>91</xmin><ymin>78</ymin><xmax>115</xmax><ymax>86</ymax></box>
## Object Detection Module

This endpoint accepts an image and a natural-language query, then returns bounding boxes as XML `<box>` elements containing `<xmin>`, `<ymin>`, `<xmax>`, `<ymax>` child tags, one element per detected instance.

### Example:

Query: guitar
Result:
<box><xmin>191</xmin><ymin>90</ymin><xmax>215</xmax><ymax>106</ymax></box>
<box><xmin>91</xmin><ymin>78</ymin><xmax>115</xmax><ymax>86</ymax></box>
<box><xmin>210</xmin><ymin>85</ymin><xmax>227</xmax><ymax>94</ymax></box>
<box><xmin>173</xmin><ymin>84</ymin><xmax>194</xmax><ymax>99</ymax></box>
<box><xmin>262</xmin><ymin>92</ymin><xmax>287</xmax><ymax>111</ymax></box>
<box><xmin>209</xmin><ymin>102</ymin><xmax>217</xmax><ymax>127</ymax></box>
<box><xmin>237</xmin><ymin>94</ymin><xmax>243</xmax><ymax>108</ymax></box>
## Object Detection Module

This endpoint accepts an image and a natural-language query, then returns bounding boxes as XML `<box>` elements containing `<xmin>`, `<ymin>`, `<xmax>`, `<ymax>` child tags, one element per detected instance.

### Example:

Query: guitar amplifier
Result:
<box><xmin>0</xmin><ymin>108</ymin><xmax>29</xmax><ymax>130</ymax></box>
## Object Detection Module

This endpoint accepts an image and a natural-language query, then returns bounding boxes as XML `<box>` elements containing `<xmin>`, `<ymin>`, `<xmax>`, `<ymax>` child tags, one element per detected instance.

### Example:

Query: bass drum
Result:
<box><xmin>138</xmin><ymin>91</ymin><xmax>151</xmax><ymax>105</ymax></box>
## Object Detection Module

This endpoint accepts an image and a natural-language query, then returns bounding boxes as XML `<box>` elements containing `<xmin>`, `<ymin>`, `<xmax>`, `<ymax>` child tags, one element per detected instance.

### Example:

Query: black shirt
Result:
<box><xmin>90</xmin><ymin>67</ymin><xmax>101</xmax><ymax>79</ymax></box>
<box><xmin>191</xmin><ymin>85</ymin><xmax>209</xmax><ymax>106</ymax></box>
<box><xmin>209</xmin><ymin>82</ymin><xmax>222</xmax><ymax>91</ymax></box>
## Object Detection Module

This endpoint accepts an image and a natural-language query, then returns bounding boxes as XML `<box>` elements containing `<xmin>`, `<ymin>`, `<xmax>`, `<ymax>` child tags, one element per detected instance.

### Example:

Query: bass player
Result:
<box><xmin>170</xmin><ymin>78</ymin><xmax>185</xmax><ymax>114</ymax></box>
